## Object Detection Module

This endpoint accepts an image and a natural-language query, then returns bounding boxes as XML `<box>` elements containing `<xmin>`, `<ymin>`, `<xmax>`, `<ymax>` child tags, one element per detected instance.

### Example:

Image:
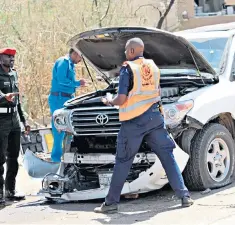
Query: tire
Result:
<box><xmin>183</xmin><ymin>123</ymin><xmax>235</xmax><ymax>191</ymax></box>
<box><xmin>180</xmin><ymin>128</ymin><xmax>197</xmax><ymax>154</ymax></box>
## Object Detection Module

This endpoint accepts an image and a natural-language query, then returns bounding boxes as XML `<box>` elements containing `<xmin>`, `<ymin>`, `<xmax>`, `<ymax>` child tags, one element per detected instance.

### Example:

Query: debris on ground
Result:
<box><xmin>124</xmin><ymin>193</ymin><xmax>139</xmax><ymax>199</ymax></box>
<box><xmin>201</xmin><ymin>188</ymin><xmax>211</xmax><ymax>195</ymax></box>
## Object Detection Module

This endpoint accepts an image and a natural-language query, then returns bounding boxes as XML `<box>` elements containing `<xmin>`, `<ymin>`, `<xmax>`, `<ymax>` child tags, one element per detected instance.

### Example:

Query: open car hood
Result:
<box><xmin>68</xmin><ymin>27</ymin><xmax>216</xmax><ymax>79</ymax></box>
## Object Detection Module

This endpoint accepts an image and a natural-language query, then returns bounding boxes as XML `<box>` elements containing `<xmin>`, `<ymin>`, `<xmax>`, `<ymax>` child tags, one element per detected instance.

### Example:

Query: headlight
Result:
<box><xmin>163</xmin><ymin>100</ymin><xmax>194</xmax><ymax>128</ymax></box>
<box><xmin>53</xmin><ymin>109</ymin><xmax>73</xmax><ymax>132</ymax></box>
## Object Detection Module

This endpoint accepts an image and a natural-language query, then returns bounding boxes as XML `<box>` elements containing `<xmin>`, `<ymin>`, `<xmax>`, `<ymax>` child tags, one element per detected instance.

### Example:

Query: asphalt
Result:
<box><xmin>0</xmin><ymin>164</ymin><xmax>235</xmax><ymax>224</ymax></box>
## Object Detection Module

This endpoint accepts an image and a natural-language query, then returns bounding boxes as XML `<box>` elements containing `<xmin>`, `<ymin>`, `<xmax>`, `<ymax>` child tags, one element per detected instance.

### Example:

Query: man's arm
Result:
<box><xmin>0</xmin><ymin>90</ymin><xmax>19</xmax><ymax>103</ymax></box>
<box><xmin>0</xmin><ymin>90</ymin><xmax>7</xmax><ymax>103</ymax></box>
<box><xmin>0</xmin><ymin>90</ymin><xmax>5</xmax><ymax>101</ymax></box>
<box><xmin>14</xmin><ymin>70</ymin><xmax>30</xmax><ymax>133</ymax></box>
<box><xmin>105</xmin><ymin>65</ymin><xmax>131</xmax><ymax>106</ymax></box>
<box><xmin>17</xmin><ymin>97</ymin><xmax>30</xmax><ymax>133</ymax></box>
<box><xmin>56</xmin><ymin>59</ymin><xmax>81</xmax><ymax>88</ymax></box>
<box><xmin>17</xmin><ymin>102</ymin><xmax>26</xmax><ymax>124</ymax></box>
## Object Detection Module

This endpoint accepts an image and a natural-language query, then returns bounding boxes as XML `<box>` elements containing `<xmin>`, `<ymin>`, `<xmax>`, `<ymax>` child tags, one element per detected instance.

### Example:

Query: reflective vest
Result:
<box><xmin>119</xmin><ymin>58</ymin><xmax>161</xmax><ymax>121</ymax></box>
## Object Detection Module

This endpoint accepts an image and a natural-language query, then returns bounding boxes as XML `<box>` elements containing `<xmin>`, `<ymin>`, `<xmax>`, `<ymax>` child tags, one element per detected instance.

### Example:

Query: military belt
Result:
<box><xmin>0</xmin><ymin>106</ymin><xmax>17</xmax><ymax>113</ymax></box>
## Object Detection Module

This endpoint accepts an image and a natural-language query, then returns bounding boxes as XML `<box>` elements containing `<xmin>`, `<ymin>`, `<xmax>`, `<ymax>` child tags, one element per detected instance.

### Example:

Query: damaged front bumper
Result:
<box><xmin>26</xmin><ymin>141</ymin><xmax>189</xmax><ymax>201</ymax></box>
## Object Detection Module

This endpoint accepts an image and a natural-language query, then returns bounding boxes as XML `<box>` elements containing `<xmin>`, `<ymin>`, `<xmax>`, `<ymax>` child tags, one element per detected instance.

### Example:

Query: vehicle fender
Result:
<box><xmin>179</xmin><ymin>77</ymin><xmax>235</xmax><ymax>125</ymax></box>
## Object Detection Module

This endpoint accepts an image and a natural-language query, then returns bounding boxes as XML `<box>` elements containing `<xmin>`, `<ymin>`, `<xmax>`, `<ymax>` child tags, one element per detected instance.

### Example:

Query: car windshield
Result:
<box><xmin>188</xmin><ymin>37</ymin><xmax>228</xmax><ymax>72</ymax></box>
<box><xmin>160</xmin><ymin>36</ymin><xmax>229</xmax><ymax>76</ymax></box>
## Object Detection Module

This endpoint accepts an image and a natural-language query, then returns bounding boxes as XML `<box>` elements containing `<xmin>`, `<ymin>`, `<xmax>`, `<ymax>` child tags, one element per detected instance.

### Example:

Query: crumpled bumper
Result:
<box><xmin>23</xmin><ymin>149</ymin><xmax>60</xmax><ymax>179</ymax></box>
<box><xmin>23</xmin><ymin>144</ymin><xmax>189</xmax><ymax>201</ymax></box>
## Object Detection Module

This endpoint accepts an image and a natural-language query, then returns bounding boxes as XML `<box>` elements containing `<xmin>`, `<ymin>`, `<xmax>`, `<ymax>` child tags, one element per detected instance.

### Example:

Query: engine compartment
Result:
<box><xmin>66</xmin><ymin>75</ymin><xmax>216</xmax><ymax>107</ymax></box>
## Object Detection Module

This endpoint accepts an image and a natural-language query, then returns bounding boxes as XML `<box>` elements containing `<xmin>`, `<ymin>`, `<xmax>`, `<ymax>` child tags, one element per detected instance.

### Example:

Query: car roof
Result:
<box><xmin>176</xmin><ymin>31</ymin><xmax>231</xmax><ymax>39</ymax></box>
<box><xmin>175</xmin><ymin>22</ymin><xmax>235</xmax><ymax>36</ymax></box>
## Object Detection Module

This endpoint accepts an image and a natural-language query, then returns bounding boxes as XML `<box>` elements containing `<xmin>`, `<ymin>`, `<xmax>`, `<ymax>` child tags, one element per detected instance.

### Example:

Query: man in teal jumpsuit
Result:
<box><xmin>48</xmin><ymin>48</ymin><xmax>85</xmax><ymax>162</ymax></box>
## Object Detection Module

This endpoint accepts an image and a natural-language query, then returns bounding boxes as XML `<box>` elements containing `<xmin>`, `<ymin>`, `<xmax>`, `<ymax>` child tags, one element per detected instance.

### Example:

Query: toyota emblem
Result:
<box><xmin>96</xmin><ymin>114</ymin><xmax>109</xmax><ymax>125</ymax></box>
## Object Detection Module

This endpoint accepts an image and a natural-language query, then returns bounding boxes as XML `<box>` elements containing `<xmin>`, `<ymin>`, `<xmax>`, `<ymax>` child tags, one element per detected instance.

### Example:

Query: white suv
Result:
<box><xmin>30</xmin><ymin>26</ymin><xmax>235</xmax><ymax>201</ymax></box>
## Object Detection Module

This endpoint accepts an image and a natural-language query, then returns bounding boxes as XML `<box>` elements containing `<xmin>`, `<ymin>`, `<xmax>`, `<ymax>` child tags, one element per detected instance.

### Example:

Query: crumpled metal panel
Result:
<box><xmin>39</xmin><ymin>138</ymin><xmax>189</xmax><ymax>201</ymax></box>
<box><xmin>23</xmin><ymin>149</ymin><xmax>60</xmax><ymax>178</ymax></box>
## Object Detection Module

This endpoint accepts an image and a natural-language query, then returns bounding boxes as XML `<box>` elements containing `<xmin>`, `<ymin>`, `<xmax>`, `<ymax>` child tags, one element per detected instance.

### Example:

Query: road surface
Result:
<box><xmin>0</xmin><ymin>164</ymin><xmax>235</xmax><ymax>224</ymax></box>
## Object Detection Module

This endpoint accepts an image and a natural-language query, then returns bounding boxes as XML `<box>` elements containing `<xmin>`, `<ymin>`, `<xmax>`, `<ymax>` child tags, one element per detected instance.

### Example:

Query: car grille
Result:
<box><xmin>70</xmin><ymin>106</ymin><xmax>120</xmax><ymax>136</ymax></box>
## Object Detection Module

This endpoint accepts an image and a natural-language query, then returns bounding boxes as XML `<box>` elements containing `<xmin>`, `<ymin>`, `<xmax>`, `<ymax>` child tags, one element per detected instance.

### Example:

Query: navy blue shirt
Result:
<box><xmin>118</xmin><ymin>56</ymin><xmax>143</xmax><ymax>95</ymax></box>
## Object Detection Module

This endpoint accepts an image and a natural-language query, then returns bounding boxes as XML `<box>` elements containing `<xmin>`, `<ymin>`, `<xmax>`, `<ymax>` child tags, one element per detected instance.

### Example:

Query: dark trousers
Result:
<box><xmin>0</xmin><ymin>112</ymin><xmax>21</xmax><ymax>191</ymax></box>
<box><xmin>105</xmin><ymin>104</ymin><xmax>189</xmax><ymax>205</ymax></box>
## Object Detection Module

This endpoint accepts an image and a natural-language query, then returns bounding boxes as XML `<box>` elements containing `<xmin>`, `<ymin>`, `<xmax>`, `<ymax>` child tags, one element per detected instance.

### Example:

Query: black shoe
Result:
<box><xmin>5</xmin><ymin>190</ymin><xmax>25</xmax><ymax>201</ymax></box>
<box><xmin>0</xmin><ymin>190</ymin><xmax>5</xmax><ymax>206</ymax></box>
<box><xmin>181</xmin><ymin>196</ymin><xmax>194</xmax><ymax>207</ymax></box>
<box><xmin>94</xmin><ymin>202</ymin><xmax>118</xmax><ymax>214</ymax></box>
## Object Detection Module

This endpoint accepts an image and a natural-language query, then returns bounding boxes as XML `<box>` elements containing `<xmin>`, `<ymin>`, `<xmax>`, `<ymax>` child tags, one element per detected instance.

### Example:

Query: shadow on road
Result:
<box><xmin>13</xmin><ymin>182</ymin><xmax>235</xmax><ymax>224</ymax></box>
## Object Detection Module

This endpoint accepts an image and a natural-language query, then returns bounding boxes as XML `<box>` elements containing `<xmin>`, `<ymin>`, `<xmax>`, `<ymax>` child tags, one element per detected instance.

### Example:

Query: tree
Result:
<box><xmin>134</xmin><ymin>0</ymin><xmax>176</xmax><ymax>29</ymax></box>
<box><xmin>157</xmin><ymin>0</ymin><xmax>175</xmax><ymax>29</ymax></box>
<box><xmin>0</xmin><ymin>0</ymin><xmax>177</xmax><ymax>125</ymax></box>
<box><xmin>0</xmin><ymin>0</ymin><xmax>135</xmax><ymax>124</ymax></box>
<box><xmin>93</xmin><ymin>0</ymin><xmax>111</xmax><ymax>28</ymax></box>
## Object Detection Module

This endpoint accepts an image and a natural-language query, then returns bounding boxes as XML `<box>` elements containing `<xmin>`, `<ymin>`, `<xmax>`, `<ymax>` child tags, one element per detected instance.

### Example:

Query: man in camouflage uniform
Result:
<box><xmin>0</xmin><ymin>48</ymin><xmax>30</xmax><ymax>206</ymax></box>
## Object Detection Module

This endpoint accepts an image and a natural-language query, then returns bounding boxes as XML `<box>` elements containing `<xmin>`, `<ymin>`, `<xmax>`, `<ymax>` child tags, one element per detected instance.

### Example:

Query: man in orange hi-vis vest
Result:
<box><xmin>94</xmin><ymin>38</ymin><xmax>193</xmax><ymax>213</ymax></box>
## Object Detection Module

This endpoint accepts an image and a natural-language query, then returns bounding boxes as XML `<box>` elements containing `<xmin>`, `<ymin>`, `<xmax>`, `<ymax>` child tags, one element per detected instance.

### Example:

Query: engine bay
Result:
<box><xmin>66</xmin><ymin>75</ymin><xmax>217</xmax><ymax>108</ymax></box>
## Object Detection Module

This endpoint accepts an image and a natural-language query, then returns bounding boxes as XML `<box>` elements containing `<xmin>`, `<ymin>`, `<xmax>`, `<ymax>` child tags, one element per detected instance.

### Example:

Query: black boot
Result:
<box><xmin>94</xmin><ymin>202</ymin><xmax>119</xmax><ymax>214</ymax></box>
<box><xmin>181</xmin><ymin>196</ymin><xmax>194</xmax><ymax>207</ymax></box>
<box><xmin>5</xmin><ymin>178</ymin><xmax>25</xmax><ymax>201</ymax></box>
<box><xmin>0</xmin><ymin>189</ymin><xmax>5</xmax><ymax>206</ymax></box>
<box><xmin>5</xmin><ymin>189</ymin><xmax>25</xmax><ymax>201</ymax></box>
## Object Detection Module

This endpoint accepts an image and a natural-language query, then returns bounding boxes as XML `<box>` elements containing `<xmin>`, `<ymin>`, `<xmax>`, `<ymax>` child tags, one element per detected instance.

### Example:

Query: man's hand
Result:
<box><xmin>101</xmin><ymin>97</ymin><xmax>111</xmax><ymax>106</ymax></box>
<box><xmin>80</xmin><ymin>79</ymin><xmax>86</xmax><ymax>87</ymax></box>
<box><xmin>24</xmin><ymin>122</ymin><xmax>31</xmax><ymax>135</ymax></box>
<box><xmin>4</xmin><ymin>92</ymin><xmax>19</xmax><ymax>102</ymax></box>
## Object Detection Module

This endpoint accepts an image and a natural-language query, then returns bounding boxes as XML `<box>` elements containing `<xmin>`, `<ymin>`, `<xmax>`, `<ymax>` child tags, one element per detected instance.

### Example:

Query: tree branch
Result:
<box><xmin>94</xmin><ymin>0</ymin><xmax>98</xmax><ymax>7</ymax></box>
<box><xmin>11</xmin><ymin>25</ymin><xmax>25</xmax><ymax>43</ymax></box>
<box><xmin>134</xmin><ymin>4</ymin><xmax>159</xmax><ymax>16</ymax></box>
<box><xmin>93</xmin><ymin>0</ymin><xmax>102</xmax><ymax>27</ymax></box>
<box><xmin>81</xmin><ymin>13</ymin><xmax>88</xmax><ymax>28</ymax></box>
<box><xmin>157</xmin><ymin>0</ymin><xmax>175</xmax><ymax>29</ymax></box>
<box><xmin>101</xmin><ymin>0</ymin><xmax>111</xmax><ymax>21</ymax></box>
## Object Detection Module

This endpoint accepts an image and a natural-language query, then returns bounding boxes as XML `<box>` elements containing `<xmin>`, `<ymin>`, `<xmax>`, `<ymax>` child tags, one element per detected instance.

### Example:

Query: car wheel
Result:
<box><xmin>183</xmin><ymin>123</ymin><xmax>235</xmax><ymax>191</ymax></box>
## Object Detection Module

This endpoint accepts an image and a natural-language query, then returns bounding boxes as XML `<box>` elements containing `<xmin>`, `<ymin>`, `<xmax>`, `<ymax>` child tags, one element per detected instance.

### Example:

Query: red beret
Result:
<box><xmin>0</xmin><ymin>48</ymin><xmax>16</xmax><ymax>56</ymax></box>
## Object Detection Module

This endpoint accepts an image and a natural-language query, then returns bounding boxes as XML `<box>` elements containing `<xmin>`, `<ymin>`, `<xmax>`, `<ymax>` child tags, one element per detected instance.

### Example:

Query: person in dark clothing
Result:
<box><xmin>0</xmin><ymin>48</ymin><xmax>30</xmax><ymax>206</ymax></box>
<box><xmin>94</xmin><ymin>38</ymin><xmax>193</xmax><ymax>213</ymax></box>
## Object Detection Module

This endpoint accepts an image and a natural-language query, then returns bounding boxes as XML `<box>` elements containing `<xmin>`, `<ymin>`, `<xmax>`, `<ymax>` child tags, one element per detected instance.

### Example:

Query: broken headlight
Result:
<box><xmin>163</xmin><ymin>100</ymin><xmax>194</xmax><ymax>128</ymax></box>
<box><xmin>53</xmin><ymin>109</ymin><xmax>73</xmax><ymax>133</ymax></box>
<box><xmin>42</xmin><ymin>173</ymin><xmax>69</xmax><ymax>196</ymax></box>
